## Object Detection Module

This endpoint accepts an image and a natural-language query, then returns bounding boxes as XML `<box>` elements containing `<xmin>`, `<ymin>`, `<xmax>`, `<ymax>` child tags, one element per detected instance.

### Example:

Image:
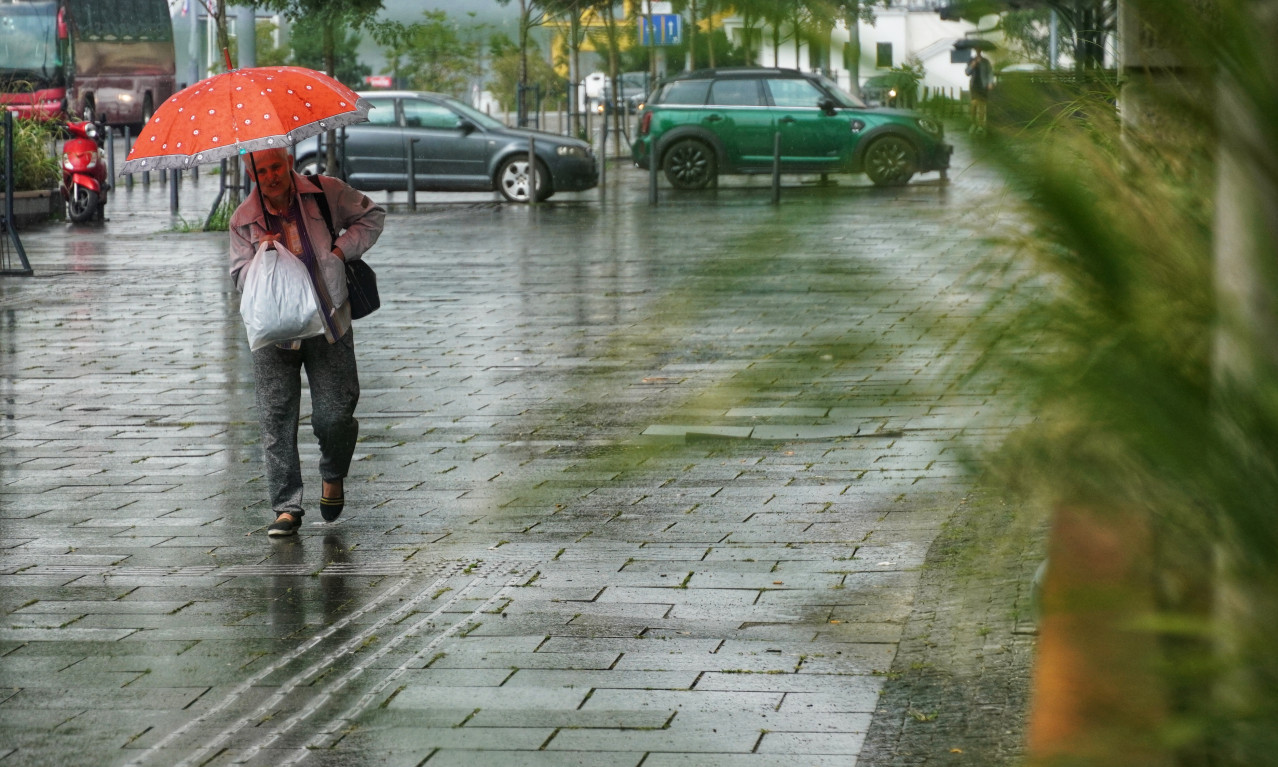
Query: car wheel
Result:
<box><xmin>295</xmin><ymin>154</ymin><xmax>329</xmax><ymax>177</ymax></box>
<box><xmin>662</xmin><ymin>139</ymin><xmax>715</xmax><ymax>190</ymax></box>
<box><xmin>67</xmin><ymin>186</ymin><xmax>99</xmax><ymax>223</ymax></box>
<box><xmin>496</xmin><ymin>154</ymin><xmax>552</xmax><ymax>203</ymax></box>
<box><xmin>864</xmin><ymin>135</ymin><xmax>916</xmax><ymax>187</ymax></box>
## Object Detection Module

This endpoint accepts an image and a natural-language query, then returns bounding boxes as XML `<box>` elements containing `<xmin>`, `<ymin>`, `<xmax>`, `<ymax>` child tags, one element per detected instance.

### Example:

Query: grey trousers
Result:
<box><xmin>252</xmin><ymin>329</ymin><xmax>360</xmax><ymax>516</ymax></box>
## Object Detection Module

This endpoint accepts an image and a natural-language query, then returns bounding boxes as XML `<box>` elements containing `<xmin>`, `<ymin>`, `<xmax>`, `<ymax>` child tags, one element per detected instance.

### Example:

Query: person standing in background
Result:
<box><xmin>966</xmin><ymin>49</ymin><xmax>994</xmax><ymax>134</ymax></box>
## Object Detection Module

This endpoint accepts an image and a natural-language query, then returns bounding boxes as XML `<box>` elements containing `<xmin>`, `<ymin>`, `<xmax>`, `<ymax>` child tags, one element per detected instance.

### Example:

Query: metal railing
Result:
<box><xmin>1</xmin><ymin>110</ymin><xmax>33</xmax><ymax>277</ymax></box>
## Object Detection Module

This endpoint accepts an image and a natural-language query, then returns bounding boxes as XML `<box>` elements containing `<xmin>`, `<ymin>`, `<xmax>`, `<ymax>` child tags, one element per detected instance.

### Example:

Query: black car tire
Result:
<box><xmin>136</xmin><ymin>95</ymin><xmax>154</xmax><ymax>132</ymax></box>
<box><xmin>864</xmin><ymin>135</ymin><xmax>917</xmax><ymax>187</ymax></box>
<box><xmin>496</xmin><ymin>154</ymin><xmax>553</xmax><ymax>203</ymax></box>
<box><xmin>662</xmin><ymin>139</ymin><xmax>716</xmax><ymax>190</ymax></box>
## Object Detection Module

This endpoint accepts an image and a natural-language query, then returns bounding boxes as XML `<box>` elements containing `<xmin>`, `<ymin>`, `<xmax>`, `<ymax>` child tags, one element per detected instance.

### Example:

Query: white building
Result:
<box><xmin>720</xmin><ymin>3</ymin><xmax>994</xmax><ymax>99</ymax></box>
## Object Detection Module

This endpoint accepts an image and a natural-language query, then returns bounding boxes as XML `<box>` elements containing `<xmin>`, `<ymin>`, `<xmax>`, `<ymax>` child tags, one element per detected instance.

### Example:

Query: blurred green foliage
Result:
<box><xmin>968</xmin><ymin>0</ymin><xmax>1278</xmax><ymax>762</ymax></box>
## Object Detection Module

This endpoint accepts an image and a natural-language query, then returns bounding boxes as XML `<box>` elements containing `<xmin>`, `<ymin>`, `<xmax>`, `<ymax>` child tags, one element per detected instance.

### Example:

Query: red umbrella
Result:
<box><xmin>120</xmin><ymin>65</ymin><xmax>370</xmax><ymax>175</ymax></box>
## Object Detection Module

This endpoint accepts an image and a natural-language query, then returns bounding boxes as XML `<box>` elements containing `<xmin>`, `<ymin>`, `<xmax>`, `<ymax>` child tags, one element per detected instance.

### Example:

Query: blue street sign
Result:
<box><xmin>639</xmin><ymin>14</ymin><xmax>681</xmax><ymax>46</ymax></box>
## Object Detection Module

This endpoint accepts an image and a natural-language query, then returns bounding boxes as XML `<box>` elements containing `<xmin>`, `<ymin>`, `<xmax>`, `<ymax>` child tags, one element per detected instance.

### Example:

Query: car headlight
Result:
<box><xmin>917</xmin><ymin>117</ymin><xmax>942</xmax><ymax>135</ymax></box>
<box><xmin>556</xmin><ymin>145</ymin><xmax>587</xmax><ymax>158</ymax></box>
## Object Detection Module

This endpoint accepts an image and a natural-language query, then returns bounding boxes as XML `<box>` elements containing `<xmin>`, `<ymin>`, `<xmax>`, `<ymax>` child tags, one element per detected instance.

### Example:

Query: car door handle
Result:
<box><xmin>705</xmin><ymin>114</ymin><xmax>723</xmax><ymax>122</ymax></box>
<box><xmin>779</xmin><ymin>116</ymin><xmax>796</xmax><ymax>125</ymax></box>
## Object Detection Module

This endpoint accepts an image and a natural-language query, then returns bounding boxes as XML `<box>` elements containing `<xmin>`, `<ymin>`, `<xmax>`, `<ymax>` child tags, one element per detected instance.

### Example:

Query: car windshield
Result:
<box><xmin>443</xmin><ymin>97</ymin><xmax>505</xmax><ymax>131</ymax></box>
<box><xmin>815</xmin><ymin>75</ymin><xmax>867</xmax><ymax>108</ymax></box>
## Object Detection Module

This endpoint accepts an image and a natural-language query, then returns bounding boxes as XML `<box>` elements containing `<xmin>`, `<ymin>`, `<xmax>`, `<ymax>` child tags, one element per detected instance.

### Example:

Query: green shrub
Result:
<box><xmin>2</xmin><ymin>116</ymin><xmax>60</xmax><ymax>191</ymax></box>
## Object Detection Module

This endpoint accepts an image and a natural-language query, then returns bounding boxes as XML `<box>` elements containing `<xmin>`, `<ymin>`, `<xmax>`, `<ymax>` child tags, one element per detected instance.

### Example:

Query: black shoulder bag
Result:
<box><xmin>312</xmin><ymin>179</ymin><xmax>380</xmax><ymax>320</ymax></box>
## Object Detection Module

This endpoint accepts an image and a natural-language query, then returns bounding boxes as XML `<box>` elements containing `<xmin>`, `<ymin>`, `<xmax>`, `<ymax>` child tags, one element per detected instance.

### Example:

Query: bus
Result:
<box><xmin>0</xmin><ymin>0</ymin><xmax>176</xmax><ymax>128</ymax></box>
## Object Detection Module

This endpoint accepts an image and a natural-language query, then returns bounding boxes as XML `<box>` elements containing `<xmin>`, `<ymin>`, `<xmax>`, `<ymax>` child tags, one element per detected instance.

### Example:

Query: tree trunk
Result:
<box><xmin>686</xmin><ymin>0</ymin><xmax>698</xmax><ymax>71</ymax></box>
<box><xmin>518</xmin><ymin>0</ymin><xmax>530</xmax><ymax>126</ymax></box>
<box><xmin>211</xmin><ymin>1</ymin><xmax>240</xmax><ymax>207</ymax></box>
<box><xmin>569</xmin><ymin>3</ymin><xmax>581</xmax><ymax>136</ymax></box>
<box><xmin>706</xmin><ymin>0</ymin><xmax>715</xmax><ymax>67</ymax></box>
<box><xmin>845</xmin><ymin>3</ymin><xmax>861</xmax><ymax>93</ymax></box>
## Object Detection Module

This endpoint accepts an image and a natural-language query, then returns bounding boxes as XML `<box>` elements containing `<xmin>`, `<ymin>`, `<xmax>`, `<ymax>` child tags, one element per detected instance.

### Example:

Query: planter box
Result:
<box><xmin>0</xmin><ymin>189</ymin><xmax>59</xmax><ymax>228</ymax></box>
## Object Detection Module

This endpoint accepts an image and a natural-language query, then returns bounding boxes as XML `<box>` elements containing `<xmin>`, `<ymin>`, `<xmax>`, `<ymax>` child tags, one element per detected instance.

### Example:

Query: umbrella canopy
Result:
<box><xmin>954</xmin><ymin>38</ymin><xmax>999</xmax><ymax>51</ymax></box>
<box><xmin>120</xmin><ymin>66</ymin><xmax>370</xmax><ymax>175</ymax></box>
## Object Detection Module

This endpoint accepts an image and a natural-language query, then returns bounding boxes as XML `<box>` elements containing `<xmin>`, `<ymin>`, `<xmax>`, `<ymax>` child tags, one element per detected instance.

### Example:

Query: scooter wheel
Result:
<box><xmin>67</xmin><ymin>187</ymin><xmax>99</xmax><ymax>223</ymax></box>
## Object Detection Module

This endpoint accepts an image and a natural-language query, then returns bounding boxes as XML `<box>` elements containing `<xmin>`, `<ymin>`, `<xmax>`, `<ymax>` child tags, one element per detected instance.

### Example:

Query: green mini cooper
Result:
<box><xmin>633</xmin><ymin>68</ymin><xmax>952</xmax><ymax>189</ymax></box>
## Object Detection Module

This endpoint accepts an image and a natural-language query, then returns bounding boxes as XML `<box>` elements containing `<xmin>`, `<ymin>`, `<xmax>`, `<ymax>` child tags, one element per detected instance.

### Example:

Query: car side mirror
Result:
<box><xmin>457</xmin><ymin>118</ymin><xmax>477</xmax><ymax>134</ymax></box>
<box><xmin>818</xmin><ymin>97</ymin><xmax>837</xmax><ymax>116</ymax></box>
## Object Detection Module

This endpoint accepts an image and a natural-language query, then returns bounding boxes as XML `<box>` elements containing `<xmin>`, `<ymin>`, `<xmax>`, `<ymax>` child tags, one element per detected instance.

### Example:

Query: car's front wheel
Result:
<box><xmin>863</xmin><ymin>136</ymin><xmax>916</xmax><ymax>187</ymax></box>
<box><xmin>662</xmin><ymin>139</ymin><xmax>715</xmax><ymax>190</ymax></box>
<box><xmin>496</xmin><ymin>154</ymin><xmax>552</xmax><ymax>203</ymax></box>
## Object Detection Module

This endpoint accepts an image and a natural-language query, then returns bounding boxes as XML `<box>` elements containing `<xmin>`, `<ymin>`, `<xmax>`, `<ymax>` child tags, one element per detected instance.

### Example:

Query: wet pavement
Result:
<box><xmin>0</xmin><ymin>143</ymin><xmax>1024</xmax><ymax>766</ymax></box>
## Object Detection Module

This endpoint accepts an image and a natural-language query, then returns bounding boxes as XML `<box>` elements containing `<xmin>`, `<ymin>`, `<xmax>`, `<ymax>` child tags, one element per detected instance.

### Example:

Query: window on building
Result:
<box><xmin>808</xmin><ymin>37</ymin><xmax>827</xmax><ymax>71</ymax></box>
<box><xmin>876</xmin><ymin>42</ymin><xmax>893</xmax><ymax>68</ymax></box>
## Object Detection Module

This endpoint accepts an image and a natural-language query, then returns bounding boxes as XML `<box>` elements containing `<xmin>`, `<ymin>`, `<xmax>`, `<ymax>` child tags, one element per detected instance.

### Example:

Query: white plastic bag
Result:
<box><xmin>239</xmin><ymin>241</ymin><xmax>325</xmax><ymax>351</ymax></box>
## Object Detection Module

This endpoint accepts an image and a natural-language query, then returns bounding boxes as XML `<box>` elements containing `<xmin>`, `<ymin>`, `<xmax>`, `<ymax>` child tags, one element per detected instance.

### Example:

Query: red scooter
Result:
<box><xmin>60</xmin><ymin>120</ymin><xmax>109</xmax><ymax>223</ymax></box>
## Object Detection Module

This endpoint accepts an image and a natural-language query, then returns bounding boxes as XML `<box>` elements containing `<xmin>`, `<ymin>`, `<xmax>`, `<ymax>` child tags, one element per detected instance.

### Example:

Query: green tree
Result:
<box><xmin>488</xmin><ymin>34</ymin><xmax>564</xmax><ymax>117</ymax></box>
<box><xmin>941</xmin><ymin>0</ymin><xmax>1116</xmax><ymax>71</ymax></box>
<box><xmin>996</xmin><ymin>8</ymin><xmax>1056</xmax><ymax>69</ymax></box>
<box><xmin>287</xmin><ymin>15</ymin><xmax>372</xmax><ymax>89</ymax></box>
<box><xmin>255</xmin><ymin>20</ymin><xmax>290</xmax><ymax>67</ymax></box>
<box><xmin>543</xmin><ymin>0</ymin><xmax>611</xmax><ymax>133</ymax></box>
<box><xmin>369</xmin><ymin>11</ymin><xmax>479</xmax><ymax>95</ymax></box>
<box><xmin>493</xmin><ymin>0</ymin><xmax>552</xmax><ymax>125</ymax></box>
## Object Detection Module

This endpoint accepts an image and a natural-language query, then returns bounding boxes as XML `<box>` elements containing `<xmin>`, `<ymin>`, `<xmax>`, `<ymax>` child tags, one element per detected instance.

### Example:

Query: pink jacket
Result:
<box><xmin>229</xmin><ymin>171</ymin><xmax>386</xmax><ymax>339</ymax></box>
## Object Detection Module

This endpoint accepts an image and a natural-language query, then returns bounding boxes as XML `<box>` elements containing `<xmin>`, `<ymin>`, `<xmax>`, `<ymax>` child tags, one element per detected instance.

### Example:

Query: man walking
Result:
<box><xmin>229</xmin><ymin>148</ymin><xmax>385</xmax><ymax>537</ymax></box>
<box><xmin>966</xmin><ymin>49</ymin><xmax>994</xmax><ymax>133</ymax></box>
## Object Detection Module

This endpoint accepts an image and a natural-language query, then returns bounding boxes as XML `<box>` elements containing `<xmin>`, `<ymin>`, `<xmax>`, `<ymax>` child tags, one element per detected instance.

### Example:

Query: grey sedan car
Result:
<box><xmin>294</xmin><ymin>91</ymin><xmax>598</xmax><ymax>203</ymax></box>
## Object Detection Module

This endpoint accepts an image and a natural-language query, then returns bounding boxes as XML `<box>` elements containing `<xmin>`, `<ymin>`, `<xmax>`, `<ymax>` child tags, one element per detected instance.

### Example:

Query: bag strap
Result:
<box><xmin>305</xmin><ymin>172</ymin><xmax>339</xmax><ymax>244</ymax></box>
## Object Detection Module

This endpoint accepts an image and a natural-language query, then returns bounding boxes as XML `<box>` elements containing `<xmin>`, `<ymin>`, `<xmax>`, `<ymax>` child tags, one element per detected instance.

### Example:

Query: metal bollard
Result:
<box><xmin>123</xmin><ymin>126</ymin><xmax>133</xmax><ymax>188</ymax></box>
<box><xmin>407</xmin><ymin>138</ymin><xmax>418</xmax><ymax>212</ymax></box>
<box><xmin>105</xmin><ymin>126</ymin><xmax>115</xmax><ymax>187</ymax></box>
<box><xmin>598</xmin><ymin>117</ymin><xmax>607</xmax><ymax>200</ymax></box>
<box><xmin>771</xmin><ymin>131</ymin><xmax>781</xmax><ymax>205</ymax></box>
<box><xmin>648</xmin><ymin>140</ymin><xmax>658</xmax><ymax>205</ymax></box>
<box><xmin>528</xmin><ymin>136</ymin><xmax>537</xmax><ymax>206</ymax></box>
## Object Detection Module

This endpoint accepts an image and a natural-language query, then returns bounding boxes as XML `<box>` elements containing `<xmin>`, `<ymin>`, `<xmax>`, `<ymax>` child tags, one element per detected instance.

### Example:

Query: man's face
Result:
<box><xmin>248</xmin><ymin>149</ymin><xmax>293</xmax><ymax>202</ymax></box>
